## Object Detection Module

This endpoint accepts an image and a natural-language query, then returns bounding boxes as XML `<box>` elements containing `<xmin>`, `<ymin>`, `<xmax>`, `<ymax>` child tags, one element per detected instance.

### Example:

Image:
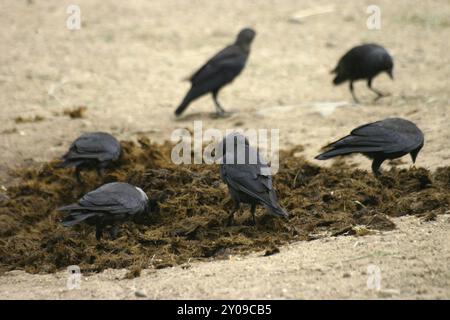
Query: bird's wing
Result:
<box><xmin>189</xmin><ymin>45</ymin><xmax>246</xmax><ymax>85</ymax></box>
<box><xmin>364</xmin><ymin>46</ymin><xmax>391</xmax><ymax>68</ymax></box>
<box><xmin>223</xmin><ymin>163</ymin><xmax>274</xmax><ymax>207</ymax></box>
<box><xmin>64</xmin><ymin>134</ymin><xmax>118</xmax><ymax>161</ymax></box>
<box><xmin>316</xmin><ymin>121</ymin><xmax>393</xmax><ymax>159</ymax></box>
<box><xmin>74</xmin><ymin>185</ymin><xmax>143</xmax><ymax>215</ymax></box>
<box><xmin>91</xmin><ymin>134</ymin><xmax>121</xmax><ymax>159</ymax></box>
<box><xmin>349</xmin><ymin>121</ymin><xmax>416</xmax><ymax>153</ymax></box>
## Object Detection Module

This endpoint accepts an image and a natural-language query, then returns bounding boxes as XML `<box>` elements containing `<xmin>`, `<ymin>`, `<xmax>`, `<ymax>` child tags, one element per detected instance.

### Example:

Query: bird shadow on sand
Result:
<box><xmin>173</xmin><ymin>111</ymin><xmax>237</xmax><ymax>122</ymax></box>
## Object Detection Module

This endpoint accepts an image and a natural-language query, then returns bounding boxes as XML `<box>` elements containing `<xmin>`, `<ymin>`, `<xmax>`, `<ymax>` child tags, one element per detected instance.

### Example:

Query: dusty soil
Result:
<box><xmin>1</xmin><ymin>215</ymin><xmax>449</xmax><ymax>299</ymax></box>
<box><xmin>0</xmin><ymin>0</ymin><xmax>449</xmax><ymax>299</ymax></box>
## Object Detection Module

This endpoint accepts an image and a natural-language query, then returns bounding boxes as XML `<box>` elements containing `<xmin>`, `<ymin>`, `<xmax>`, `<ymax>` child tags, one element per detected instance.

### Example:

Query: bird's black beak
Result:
<box><xmin>411</xmin><ymin>144</ymin><xmax>423</xmax><ymax>164</ymax></box>
<box><xmin>387</xmin><ymin>69</ymin><xmax>394</xmax><ymax>80</ymax></box>
<box><xmin>148</xmin><ymin>198</ymin><xmax>160</xmax><ymax>215</ymax></box>
<box><xmin>411</xmin><ymin>152</ymin><xmax>418</xmax><ymax>164</ymax></box>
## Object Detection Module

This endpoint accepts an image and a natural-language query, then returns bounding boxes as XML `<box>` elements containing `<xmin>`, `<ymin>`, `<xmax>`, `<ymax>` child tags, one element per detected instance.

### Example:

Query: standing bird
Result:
<box><xmin>218</xmin><ymin>133</ymin><xmax>288</xmax><ymax>225</ymax></box>
<box><xmin>315</xmin><ymin>118</ymin><xmax>424</xmax><ymax>176</ymax></box>
<box><xmin>174</xmin><ymin>28</ymin><xmax>256</xmax><ymax>117</ymax></box>
<box><xmin>58</xmin><ymin>132</ymin><xmax>121</xmax><ymax>182</ymax></box>
<box><xmin>59</xmin><ymin>182</ymin><xmax>150</xmax><ymax>240</ymax></box>
<box><xmin>332</xmin><ymin>43</ymin><xmax>394</xmax><ymax>103</ymax></box>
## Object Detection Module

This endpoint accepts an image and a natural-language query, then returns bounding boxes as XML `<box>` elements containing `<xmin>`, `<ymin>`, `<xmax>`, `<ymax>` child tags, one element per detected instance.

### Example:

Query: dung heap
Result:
<box><xmin>0</xmin><ymin>137</ymin><xmax>449</xmax><ymax>276</ymax></box>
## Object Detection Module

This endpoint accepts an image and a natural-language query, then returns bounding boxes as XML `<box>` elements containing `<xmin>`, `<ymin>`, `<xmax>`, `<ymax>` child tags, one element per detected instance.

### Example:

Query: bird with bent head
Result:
<box><xmin>57</xmin><ymin>132</ymin><xmax>121</xmax><ymax>183</ymax></box>
<box><xmin>58</xmin><ymin>182</ymin><xmax>155</xmax><ymax>240</ymax></box>
<box><xmin>332</xmin><ymin>43</ymin><xmax>394</xmax><ymax>103</ymax></box>
<box><xmin>315</xmin><ymin>118</ymin><xmax>424</xmax><ymax>177</ymax></box>
<box><xmin>218</xmin><ymin>133</ymin><xmax>288</xmax><ymax>225</ymax></box>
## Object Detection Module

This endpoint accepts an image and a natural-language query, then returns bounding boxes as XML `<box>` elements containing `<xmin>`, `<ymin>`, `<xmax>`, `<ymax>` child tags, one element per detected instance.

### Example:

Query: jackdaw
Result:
<box><xmin>315</xmin><ymin>118</ymin><xmax>424</xmax><ymax>176</ymax></box>
<box><xmin>332</xmin><ymin>43</ymin><xmax>394</xmax><ymax>103</ymax></box>
<box><xmin>58</xmin><ymin>132</ymin><xmax>121</xmax><ymax>182</ymax></box>
<box><xmin>218</xmin><ymin>133</ymin><xmax>288</xmax><ymax>225</ymax></box>
<box><xmin>59</xmin><ymin>182</ymin><xmax>150</xmax><ymax>240</ymax></box>
<box><xmin>175</xmin><ymin>28</ymin><xmax>256</xmax><ymax>117</ymax></box>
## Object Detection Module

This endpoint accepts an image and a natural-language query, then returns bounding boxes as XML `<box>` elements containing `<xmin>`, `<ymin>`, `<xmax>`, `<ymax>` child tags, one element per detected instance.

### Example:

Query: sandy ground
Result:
<box><xmin>1</xmin><ymin>215</ymin><xmax>449</xmax><ymax>299</ymax></box>
<box><xmin>0</xmin><ymin>0</ymin><xmax>449</xmax><ymax>299</ymax></box>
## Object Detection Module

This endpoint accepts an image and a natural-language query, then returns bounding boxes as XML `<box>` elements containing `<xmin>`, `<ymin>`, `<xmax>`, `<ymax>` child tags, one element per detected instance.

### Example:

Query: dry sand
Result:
<box><xmin>1</xmin><ymin>215</ymin><xmax>449</xmax><ymax>299</ymax></box>
<box><xmin>0</xmin><ymin>0</ymin><xmax>449</xmax><ymax>299</ymax></box>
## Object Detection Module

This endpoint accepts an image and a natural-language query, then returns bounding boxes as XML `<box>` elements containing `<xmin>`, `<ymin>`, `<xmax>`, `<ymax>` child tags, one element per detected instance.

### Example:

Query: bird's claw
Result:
<box><xmin>211</xmin><ymin>111</ymin><xmax>233</xmax><ymax>119</ymax></box>
<box><xmin>373</xmin><ymin>92</ymin><xmax>390</xmax><ymax>102</ymax></box>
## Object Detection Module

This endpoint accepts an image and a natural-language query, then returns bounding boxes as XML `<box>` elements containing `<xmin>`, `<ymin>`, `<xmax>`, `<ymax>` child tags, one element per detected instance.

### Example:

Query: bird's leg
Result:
<box><xmin>250</xmin><ymin>204</ymin><xmax>257</xmax><ymax>226</ymax></box>
<box><xmin>212</xmin><ymin>91</ymin><xmax>226</xmax><ymax>116</ymax></box>
<box><xmin>95</xmin><ymin>225</ymin><xmax>103</xmax><ymax>240</ymax></box>
<box><xmin>75</xmin><ymin>167</ymin><xmax>82</xmax><ymax>183</ymax></box>
<box><xmin>227</xmin><ymin>202</ymin><xmax>239</xmax><ymax>226</ymax></box>
<box><xmin>109</xmin><ymin>225</ymin><xmax>119</xmax><ymax>240</ymax></box>
<box><xmin>367</xmin><ymin>78</ymin><xmax>386</xmax><ymax>101</ymax></box>
<box><xmin>96</xmin><ymin>166</ymin><xmax>105</xmax><ymax>178</ymax></box>
<box><xmin>371</xmin><ymin>158</ymin><xmax>384</xmax><ymax>177</ymax></box>
<box><xmin>349</xmin><ymin>81</ymin><xmax>360</xmax><ymax>104</ymax></box>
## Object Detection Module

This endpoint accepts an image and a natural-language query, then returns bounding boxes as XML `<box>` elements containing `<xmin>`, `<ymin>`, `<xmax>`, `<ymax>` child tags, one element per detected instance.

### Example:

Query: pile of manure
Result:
<box><xmin>0</xmin><ymin>137</ymin><xmax>449</xmax><ymax>276</ymax></box>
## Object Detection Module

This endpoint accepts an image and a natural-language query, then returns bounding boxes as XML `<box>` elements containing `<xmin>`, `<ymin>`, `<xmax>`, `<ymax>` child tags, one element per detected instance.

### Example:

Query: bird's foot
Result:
<box><xmin>373</xmin><ymin>95</ymin><xmax>383</xmax><ymax>102</ymax></box>
<box><xmin>376</xmin><ymin>174</ymin><xmax>396</xmax><ymax>187</ymax></box>
<box><xmin>373</xmin><ymin>92</ymin><xmax>390</xmax><ymax>102</ymax></box>
<box><xmin>373</xmin><ymin>169</ymin><xmax>383</xmax><ymax>178</ymax></box>
<box><xmin>75</xmin><ymin>170</ymin><xmax>83</xmax><ymax>184</ymax></box>
<box><xmin>95</xmin><ymin>227</ymin><xmax>103</xmax><ymax>241</ymax></box>
<box><xmin>226</xmin><ymin>214</ymin><xmax>235</xmax><ymax>227</ymax></box>
<box><xmin>109</xmin><ymin>226</ymin><xmax>119</xmax><ymax>240</ymax></box>
<box><xmin>96</xmin><ymin>167</ymin><xmax>105</xmax><ymax>178</ymax></box>
<box><xmin>211</xmin><ymin>111</ymin><xmax>233</xmax><ymax>119</ymax></box>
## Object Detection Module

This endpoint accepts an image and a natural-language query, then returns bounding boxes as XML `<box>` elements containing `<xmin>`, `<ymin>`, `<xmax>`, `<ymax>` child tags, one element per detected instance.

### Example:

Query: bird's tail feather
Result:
<box><xmin>265</xmin><ymin>204</ymin><xmax>289</xmax><ymax>218</ymax></box>
<box><xmin>56</xmin><ymin>159</ymin><xmax>84</xmax><ymax>168</ymax></box>
<box><xmin>331</xmin><ymin>63</ymin><xmax>347</xmax><ymax>85</ymax></box>
<box><xmin>265</xmin><ymin>191</ymin><xmax>288</xmax><ymax>218</ymax></box>
<box><xmin>174</xmin><ymin>99</ymin><xmax>191</xmax><ymax>116</ymax></box>
<box><xmin>316</xmin><ymin>134</ymin><xmax>386</xmax><ymax>160</ymax></box>
<box><xmin>175</xmin><ymin>86</ymin><xmax>207</xmax><ymax>116</ymax></box>
<box><xmin>55</xmin><ymin>160</ymin><xmax>72</xmax><ymax>168</ymax></box>
<box><xmin>175</xmin><ymin>85</ymin><xmax>201</xmax><ymax>116</ymax></box>
<box><xmin>60</xmin><ymin>212</ymin><xmax>96</xmax><ymax>227</ymax></box>
<box><xmin>58</xmin><ymin>203</ymin><xmax>83</xmax><ymax>211</ymax></box>
<box><xmin>316</xmin><ymin>146</ymin><xmax>382</xmax><ymax>160</ymax></box>
<box><xmin>333</xmin><ymin>74</ymin><xmax>346</xmax><ymax>85</ymax></box>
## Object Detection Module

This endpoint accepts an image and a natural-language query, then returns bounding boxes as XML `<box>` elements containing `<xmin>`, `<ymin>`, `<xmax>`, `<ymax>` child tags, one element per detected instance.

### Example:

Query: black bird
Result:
<box><xmin>332</xmin><ymin>43</ymin><xmax>394</xmax><ymax>103</ymax></box>
<box><xmin>58</xmin><ymin>132</ymin><xmax>121</xmax><ymax>182</ymax></box>
<box><xmin>175</xmin><ymin>28</ymin><xmax>256</xmax><ymax>117</ymax></box>
<box><xmin>59</xmin><ymin>182</ymin><xmax>150</xmax><ymax>240</ymax></box>
<box><xmin>218</xmin><ymin>133</ymin><xmax>288</xmax><ymax>225</ymax></box>
<box><xmin>315</xmin><ymin>118</ymin><xmax>424</xmax><ymax>176</ymax></box>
